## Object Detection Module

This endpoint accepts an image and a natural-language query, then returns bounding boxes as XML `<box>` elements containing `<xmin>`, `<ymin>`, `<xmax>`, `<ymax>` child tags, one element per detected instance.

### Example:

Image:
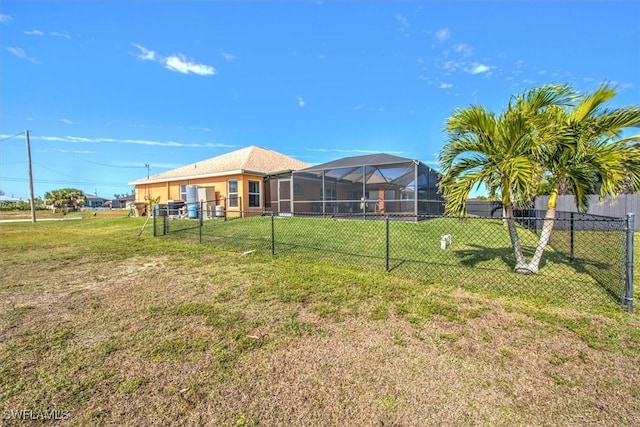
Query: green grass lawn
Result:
<box><xmin>163</xmin><ymin>215</ymin><xmax>627</xmax><ymax>311</ymax></box>
<box><xmin>1</xmin><ymin>216</ymin><xmax>639</xmax><ymax>426</ymax></box>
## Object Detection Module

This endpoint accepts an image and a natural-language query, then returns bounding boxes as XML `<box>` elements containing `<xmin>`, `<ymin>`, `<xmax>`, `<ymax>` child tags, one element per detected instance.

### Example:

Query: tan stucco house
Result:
<box><xmin>128</xmin><ymin>146</ymin><xmax>309</xmax><ymax>216</ymax></box>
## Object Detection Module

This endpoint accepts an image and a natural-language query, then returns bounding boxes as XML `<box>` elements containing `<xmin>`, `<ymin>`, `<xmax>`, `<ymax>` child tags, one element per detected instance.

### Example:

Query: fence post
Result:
<box><xmin>385</xmin><ymin>215</ymin><xmax>390</xmax><ymax>272</ymax></box>
<box><xmin>163</xmin><ymin>209</ymin><xmax>168</xmax><ymax>235</ymax></box>
<box><xmin>199</xmin><ymin>201</ymin><xmax>203</xmax><ymax>244</ymax></box>
<box><xmin>569</xmin><ymin>212</ymin><xmax>575</xmax><ymax>262</ymax></box>
<box><xmin>271</xmin><ymin>211</ymin><xmax>275</xmax><ymax>255</ymax></box>
<box><xmin>625</xmin><ymin>213</ymin><xmax>634</xmax><ymax>313</ymax></box>
<box><xmin>153</xmin><ymin>204</ymin><xmax>157</xmax><ymax>237</ymax></box>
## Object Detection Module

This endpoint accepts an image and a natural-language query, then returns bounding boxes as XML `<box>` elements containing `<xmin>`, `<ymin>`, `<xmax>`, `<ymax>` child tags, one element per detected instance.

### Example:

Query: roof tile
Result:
<box><xmin>130</xmin><ymin>146</ymin><xmax>308</xmax><ymax>184</ymax></box>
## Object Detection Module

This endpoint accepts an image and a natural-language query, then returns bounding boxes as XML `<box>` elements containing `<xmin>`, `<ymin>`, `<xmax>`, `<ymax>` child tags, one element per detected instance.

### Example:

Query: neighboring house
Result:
<box><xmin>465</xmin><ymin>199</ymin><xmax>504</xmax><ymax>218</ymax></box>
<box><xmin>466</xmin><ymin>195</ymin><xmax>640</xmax><ymax>230</ymax></box>
<box><xmin>0</xmin><ymin>195</ymin><xmax>22</xmax><ymax>207</ymax></box>
<box><xmin>111</xmin><ymin>195</ymin><xmax>135</xmax><ymax>209</ymax></box>
<box><xmin>535</xmin><ymin>194</ymin><xmax>640</xmax><ymax>228</ymax></box>
<box><xmin>84</xmin><ymin>194</ymin><xmax>110</xmax><ymax>208</ymax></box>
<box><xmin>128</xmin><ymin>146</ymin><xmax>309</xmax><ymax>215</ymax></box>
<box><xmin>266</xmin><ymin>153</ymin><xmax>444</xmax><ymax>216</ymax></box>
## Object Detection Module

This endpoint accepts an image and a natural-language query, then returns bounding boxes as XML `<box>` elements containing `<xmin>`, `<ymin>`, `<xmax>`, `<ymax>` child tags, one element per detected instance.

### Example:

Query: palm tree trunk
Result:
<box><xmin>504</xmin><ymin>204</ymin><xmax>528</xmax><ymax>271</ymax></box>
<box><xmin>521</xmin><ymin>190</ymin><xmax>558</xmax><ymax>274</ymax></box>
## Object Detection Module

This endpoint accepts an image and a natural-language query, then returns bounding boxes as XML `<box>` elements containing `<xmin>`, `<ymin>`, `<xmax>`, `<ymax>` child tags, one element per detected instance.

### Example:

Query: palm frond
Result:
<box><xmin>571</xmin><ymin>83</ymin><xmax>616</xmax><ymax>122</ymax></box>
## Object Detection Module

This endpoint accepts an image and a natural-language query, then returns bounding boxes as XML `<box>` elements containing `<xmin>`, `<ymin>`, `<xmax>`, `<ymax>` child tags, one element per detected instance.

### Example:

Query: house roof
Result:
<box><xmin>295</xmin><ymin>153</ymin><xmax>419</xmax><ymax>173</ymax></box>
<box><xmin>129</xmin><ymin>146</ymin><xmax>309</xmax><ymax>185</ymax></box>
<box><xmin>292</xmin><ymin>153</ymin><xmax>438</xmax><ymax>187</ymax></box>
<box><xmin>0</xmin><ymin>195</ymin><xmax>21</xmax><ymax>202</ymax></box>
<box><xmin>84</xmin><ymin>193</ymin><xmax>110</xmax><ymax>201</ymax></box>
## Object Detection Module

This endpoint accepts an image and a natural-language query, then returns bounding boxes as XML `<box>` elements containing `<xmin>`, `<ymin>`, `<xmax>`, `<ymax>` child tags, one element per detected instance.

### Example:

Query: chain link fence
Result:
<box><xmin>152</xmin><ymin>204</ymin><xmax>634</xmax><ymax>312</ymax></box>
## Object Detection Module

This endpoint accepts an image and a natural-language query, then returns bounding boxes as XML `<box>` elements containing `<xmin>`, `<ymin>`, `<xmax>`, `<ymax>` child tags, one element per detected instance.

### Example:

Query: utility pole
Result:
<box><xmin>144</xmin><ymin>164</ymin><xmax>150</xmax><ymax>201</ymax></box>
<box><xmin>25</xmin><ymin>130</ymin><xmax>36</xmax><ymax>223</ymax></box>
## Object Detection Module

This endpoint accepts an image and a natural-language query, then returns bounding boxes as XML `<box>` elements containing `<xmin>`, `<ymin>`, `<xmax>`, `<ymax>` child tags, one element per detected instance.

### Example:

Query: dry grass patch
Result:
<box><xmin>209</xmin><ymin>309</ymin><xmax>639</xmax><ymax>426</ymax></box>
<box><xmin>1</xmin><ymin>219</ymin><xmax>639</xmax><ymax>426</ymax></box>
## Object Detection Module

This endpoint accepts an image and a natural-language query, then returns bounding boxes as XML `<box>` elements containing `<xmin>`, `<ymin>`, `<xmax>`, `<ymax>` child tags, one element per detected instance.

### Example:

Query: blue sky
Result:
<box><xmin>1</xmin><ymin>1</ymin><xmax>639</xmax><ymax>200</ymax></box>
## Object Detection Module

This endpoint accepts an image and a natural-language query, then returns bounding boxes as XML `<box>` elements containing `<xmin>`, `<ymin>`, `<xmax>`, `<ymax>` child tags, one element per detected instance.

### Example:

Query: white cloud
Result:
<box><xmin>0</xmin><ymin>14</ymin><xmax>12</xmax><ymax>23</ymax></box>
<box><xmin>440</xmin><ymin>82</ymin><xmax>453</xmax><ymax>89</ymax></box>
<box><xmin>144</xmin><ymin>162</ymin><xmax>182</xmax><ymax>169</ymax></box>
<box><xmin>60</xmin><ymin>119</ymin><xmax>75</xmax><ymax>125</ymax></box>
<box><xmin>6</xmin><ymin>47</ymin><xmax>37</xmax><ymax>63</ymax></box>
<box><xmin>435</xmin><ymin>28</ymin><xmax>450</xmax><ymax>41</ymax></box>
<box><xmin>131</xmin><ymin>43</ymin><xmax>216</xmax><ymax>76</ymax></box>
<box><xmin>165</xmin><ymin>55</ymin><xmax>216</xmax><ymax>76</ymax></box>
<box><xmin>453</xmin><ymin>44</ymin><xmax>466</xmax><ymax>52</ymax></box>
<box><xmin>57</xmin><ymin>148</ymin><xmax>94</xmax><ymax>154</ymax></box>
<box><xmin>453</xmin><ymin>43</ymin><xmax>473</xmax><ymax>57</ymax></box>
<box><xmin>440</xmin><ymin>60</ymin><xmax>461</xmax><ymax>73</ymax></box>
<box><xmin>24</xmin><ymin>30</ymin><xmax>44</xmax><ymax>36</ymax></box>
<box><xmin>297</xmin><ymin>95</ymin><xmax>306</xmax><ymax>107</ymax></box>
<box><xmin>435</xmin><ymin>54</ymin><xmax>497</xmax><ymax>78</ymax></box>
<box><xmin>469</xmin><ymin>63</ymin><xmax>492</xmax><ymax>74</ymax></box>
<box><xmin>396</xmin><ymin>13</ymin><xmax>409</xmax><ymax>27</ymax></box>
<box><xmin>307</xmin><ymin>148</ymin><xmax>409</xmax><ymax>156</ymax></box>
<box><xmin>131</xmin><ymin>42</ymin><xmax>156</xmax><ymax>61</ymax></box>
<box><xmin>51</xmin><ymin>31</ymin><xmax>71</xmax><ymax>39</ymax></box>
<box><xmin>34</xmin><ymin>135</ymin><xmax>234</xmax><ymax>148</ymax></box>
<box><xmin>512</xmin><ymin>60</ymin><xmax>525</xmax><ymax>77</ymax></box>
<box><xmin>221</xmin><ymin>51</ymin><xmax>237</xmax><ymax>61</ymax></box>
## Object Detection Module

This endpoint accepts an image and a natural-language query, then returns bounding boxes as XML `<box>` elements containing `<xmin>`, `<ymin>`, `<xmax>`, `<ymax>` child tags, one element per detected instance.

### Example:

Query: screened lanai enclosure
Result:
<box><xmin>266</xmin><ymin>153</ymin><xmax>444</xmax><ymax>218</ymax></box>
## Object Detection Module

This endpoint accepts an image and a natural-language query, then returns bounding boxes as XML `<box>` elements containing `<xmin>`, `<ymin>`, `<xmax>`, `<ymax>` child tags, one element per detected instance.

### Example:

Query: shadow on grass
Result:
<box><xmin>452</xmin><ymin>244</ymin><xmax>622</xmax><ymax>305</ymax></box>
<box><xmin>571</xmin><ymin>259</ymin><xmax>623</xmax><ymax>304</ymax></box>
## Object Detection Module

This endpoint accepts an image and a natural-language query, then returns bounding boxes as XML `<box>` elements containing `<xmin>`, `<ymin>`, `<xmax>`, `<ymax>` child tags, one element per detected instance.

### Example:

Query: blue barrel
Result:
<box><xmin>186</xmin><ymin>185</ymin><xmax>198</xmax><ymax>219</ymax></box>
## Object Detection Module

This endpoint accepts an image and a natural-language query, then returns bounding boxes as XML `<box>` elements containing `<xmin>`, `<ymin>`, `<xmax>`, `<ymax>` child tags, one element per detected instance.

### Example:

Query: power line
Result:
<box><xmin>6</xmin><ymin>162</ymin><xmax>139</xmax><ymax>187</ymax></box>
<box><xmin>66</xmin><ymin>153</ymin><xmax>149</xmax><ymax>169</ymax></box>
<box><xmin>0</xmin><ymin>132</ymin><xmax>24</xmax><ymax>143</ymax></box>
<box><xmin>34</xmin><ymin>162</ymin><xmax>105</xmax><ymax>181</ymax></box>
<box><xmin>2</xmin><ymin>176</ymin><xmax>131</xmax><ymax>187</ymax></box>
<box><xmin>2</xmin><ymin>132</ymin><xmax>147</xmax><ymax>169</ymax></box>
<box><xmin>0</xmin><ymin>161</ymin><xmax>27</xmax><ymax>166</ymax></box>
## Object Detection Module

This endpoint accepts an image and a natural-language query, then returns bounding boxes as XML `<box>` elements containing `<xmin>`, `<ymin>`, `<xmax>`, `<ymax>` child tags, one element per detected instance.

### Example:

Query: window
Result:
<box><xmin>228</xmin><ymin>180</ymin><xmax>238</xmax><ymax>208</ymax></box>
<box><xmin>248</xmin><ymin>180</ymin><xmax>261</xmax><ymax>208</ymax></box>
<box><xmin>320</xmin><ymin>187</ymin><xmax>337</xmax><ymax>200</ymax></box>
<box><xmin>347</xmin><ymin>190</ymin><xmax>359</xmax><ymax>201</ymax></box>
<box><xmin>347</xmin><ymin>190</ymin><xmax>360</xmax><ymax>211</ymax></box>
<box><xmin>321</xmin><ymin>187</ymin><xmax>337</xmax><ymax>208</ymax></box>
<box><xmin>180</xmin><ymin>184</ymin><xmax>187</xmax><ymax>201</ymax></box>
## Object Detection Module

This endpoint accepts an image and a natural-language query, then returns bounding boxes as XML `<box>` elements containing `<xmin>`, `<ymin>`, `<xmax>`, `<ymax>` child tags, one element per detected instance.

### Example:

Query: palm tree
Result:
<box><xmin>523</xmin><ymin>84</ymin><xmax>640</xmax><ymax>273</ymax></box>
<box><xmin>438</xmin><ymin>85</ymin><xmax>573</xmax><ymax>272</ymax></box>
<box><xmin>44</xmin><ymin>188</ymin><xmax>86</xmax><ymax>211</ymax></box>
